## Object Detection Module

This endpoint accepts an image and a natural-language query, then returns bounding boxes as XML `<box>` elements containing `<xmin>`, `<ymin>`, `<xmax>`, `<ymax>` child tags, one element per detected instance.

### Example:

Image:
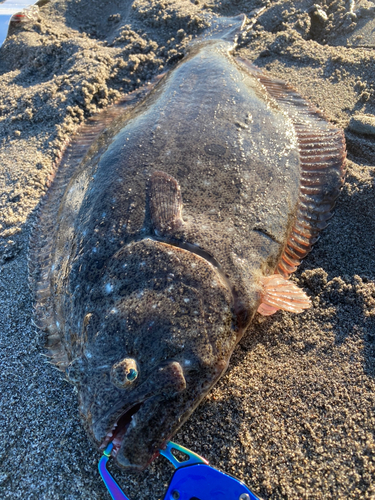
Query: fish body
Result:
<box><xmin>29</xmin><ymin>15</ymin><xmax>345</xmax><ymax>470</ymax></box>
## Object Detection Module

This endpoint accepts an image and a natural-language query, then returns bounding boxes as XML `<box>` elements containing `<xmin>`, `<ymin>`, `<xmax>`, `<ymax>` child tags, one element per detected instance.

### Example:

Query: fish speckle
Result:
<box><xmin>29</xmin><ymin>12</ymin><xmax>345</xmax><ymax>474</ymax></box>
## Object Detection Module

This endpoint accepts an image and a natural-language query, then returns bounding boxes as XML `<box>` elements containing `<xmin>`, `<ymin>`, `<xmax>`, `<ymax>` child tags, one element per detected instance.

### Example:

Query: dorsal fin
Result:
<box><xmin>28</xmin><ymin>79</ymin><xmax>163</xmax><ymax>368</ymax></box>
<box><xmin>236</xmin><ymin>59</ymin><xmax>346</xmax><ymax>277</ymax></box>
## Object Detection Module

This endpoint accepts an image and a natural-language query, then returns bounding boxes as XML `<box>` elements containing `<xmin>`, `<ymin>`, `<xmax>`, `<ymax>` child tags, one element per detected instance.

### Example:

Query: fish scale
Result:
<box><xmin>29</xmin><ymin>14</ymin><xmax>345</xmax><ymax>471</ymax></box>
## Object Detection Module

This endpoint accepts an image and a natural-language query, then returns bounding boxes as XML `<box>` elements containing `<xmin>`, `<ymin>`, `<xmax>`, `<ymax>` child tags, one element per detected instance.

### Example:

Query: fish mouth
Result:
<box><xmin>100</xmin><ymin>402</ymin><xmax>144</xmax><ymax>457</ymax></box>
<box><xmin>98</xmin><ymin>395</ymin><xmax>171</xmax><ymax>471</ymax></box>
<box><xmin>96</xmin><ymin>357</ymin><xmax>230</xmax><ymax>470</ymax></box>
<box><xmin>98</xmin><ymin>394</ymin><xmax>187</xmax><ymax>471</ymax></box>
<box><xmin>97</xmin><ymin>360</ymin><xmax>188</xmax><ymax>469</ymax></box>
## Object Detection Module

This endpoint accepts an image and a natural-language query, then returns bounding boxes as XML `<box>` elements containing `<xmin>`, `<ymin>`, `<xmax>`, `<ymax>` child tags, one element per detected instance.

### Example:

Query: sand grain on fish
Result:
<box><xmin>0</xmin><ymin>0</ymin><xmax>374</xmax><ymax>499</ymax></box>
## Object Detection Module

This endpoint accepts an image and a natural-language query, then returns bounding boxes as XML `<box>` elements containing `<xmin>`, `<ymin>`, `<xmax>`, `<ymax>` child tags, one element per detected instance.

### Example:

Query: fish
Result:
<box><xmin>28</xmin><ymin>14</ymin><xmax>346</xmax><ymax>471</ymax></box>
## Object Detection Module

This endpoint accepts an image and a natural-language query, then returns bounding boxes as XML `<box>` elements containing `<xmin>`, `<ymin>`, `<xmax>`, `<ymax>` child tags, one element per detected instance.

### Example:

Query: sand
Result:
<box><xmin>0</xmin><ymin>0</ymin><xmax>374</xmax><ymax>498</ymax></box>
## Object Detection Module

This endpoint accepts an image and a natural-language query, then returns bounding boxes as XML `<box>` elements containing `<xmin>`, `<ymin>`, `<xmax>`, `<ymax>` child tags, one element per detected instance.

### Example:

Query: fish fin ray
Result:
<box><xmin>257</xmin><ymin>303</ymin><xmax>279</xmax><ymax>316</ymax></box>
<box><xmin>257</xmin><ymin>274</ymin><xmax>311</xmax><ymax>315</ymax></box>
<box><xmin>150</xmin><ymin>171</ymin><xmax>184</xmax><ymax>234</ymax></box>
<box><xmin>235</xmin><ymin>59</ymin><xmax>346</xmax><ymax>277</ymax></box>
<box><xmin>202</xmin><ymin>14</ymin><xmax>246</xmax><ymax>45</ymax></box>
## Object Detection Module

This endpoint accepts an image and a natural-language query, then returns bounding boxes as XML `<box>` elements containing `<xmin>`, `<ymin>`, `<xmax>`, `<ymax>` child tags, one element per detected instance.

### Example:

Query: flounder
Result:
<box><xmin>29</xmin><ymin>15</ymin><xmax>346</xmax><ymax>471</ymax></box>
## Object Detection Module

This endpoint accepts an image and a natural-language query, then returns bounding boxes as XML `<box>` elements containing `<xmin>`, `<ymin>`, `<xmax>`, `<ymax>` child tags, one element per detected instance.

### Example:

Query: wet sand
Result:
<box><xmin>0</xmin><ymin>0</ymin><xmax>374</xmax><ymax>498</ymax></box>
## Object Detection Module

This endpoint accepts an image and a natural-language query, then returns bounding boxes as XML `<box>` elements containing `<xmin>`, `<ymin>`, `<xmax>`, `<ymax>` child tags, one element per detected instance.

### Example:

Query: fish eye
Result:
<box><xmin>111</xmin><ymin>358</ymin><xmax>138</xmax><ymax>388</ymax></box>
<box><xmin>126</xmin><ymin>368</ymin><xmax>138</xmax><ymax>381</ymax></box>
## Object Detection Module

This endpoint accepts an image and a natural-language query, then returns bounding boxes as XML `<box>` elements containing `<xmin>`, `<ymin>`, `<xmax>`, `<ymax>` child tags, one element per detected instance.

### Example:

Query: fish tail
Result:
<box><xmin>198</xmin><ymin>14</ymin><xmax>246</xmax><ymax>48</ymax></box>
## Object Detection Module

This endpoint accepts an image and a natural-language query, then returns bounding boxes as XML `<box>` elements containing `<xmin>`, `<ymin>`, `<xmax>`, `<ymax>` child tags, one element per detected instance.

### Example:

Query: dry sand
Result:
<box><xmin>0</xmin><ymin>0</ymin><xmax>375</xmax><ymax>498</ymax></box>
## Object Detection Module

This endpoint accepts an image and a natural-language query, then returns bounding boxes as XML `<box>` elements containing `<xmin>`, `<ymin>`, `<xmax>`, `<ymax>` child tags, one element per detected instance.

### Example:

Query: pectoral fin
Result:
<box><xmin>257</xmin><ymin>274</ymin><xmax>311</xmax><ymax>316</ymax></box>
<box><xmin>150</xmin><ymin>171</ymin><xmax>184</xmax><ymax>235</ymax></box>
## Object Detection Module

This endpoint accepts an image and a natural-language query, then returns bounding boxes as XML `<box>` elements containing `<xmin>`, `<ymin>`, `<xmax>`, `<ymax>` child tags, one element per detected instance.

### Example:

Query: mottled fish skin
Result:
<box><xmin>29</xmin><ymin>15</ymin><xmax>345</xmax><ymax>470</ymax></box>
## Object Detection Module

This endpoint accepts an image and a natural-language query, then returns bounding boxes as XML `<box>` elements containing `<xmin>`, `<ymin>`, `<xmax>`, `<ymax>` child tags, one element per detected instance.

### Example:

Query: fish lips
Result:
<box><xmin>108</xmin><ymin>390</ymin><xmax>205</xmax><ymax>471</ymax></box>
<box><xmin>112</xmin><ymin>362</ymin><xmax>230</xmax><ymax>470</ymax></box>
<box><xmin>115</xmin><ymin>394</ymin><xmax>174</xmax><ymax>471</ymax></box>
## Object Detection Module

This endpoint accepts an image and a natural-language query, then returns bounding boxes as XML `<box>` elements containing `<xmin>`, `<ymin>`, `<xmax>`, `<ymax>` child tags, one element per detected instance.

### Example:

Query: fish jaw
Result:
<box><xmin>109</xmin><ymin>374</ymin><xmax>226</xmax><ymax>470</ymax></box>
<box><xmin>91</xmin><ymin>360</ymin><xmax>187</xmax><ymax>470</ymax></box>
<box><xmin>114</xmin><ymin>395</ymin><xmax>173</xmax><ymax>470</ymax></box>
<box><xmin>93</xmin><ymin>358</ymin><xmax>229</xmax><ymax>471</ymax></box>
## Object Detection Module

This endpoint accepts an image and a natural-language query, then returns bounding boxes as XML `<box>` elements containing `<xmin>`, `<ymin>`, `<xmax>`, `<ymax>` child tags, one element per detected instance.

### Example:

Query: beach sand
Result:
<box><xmin>0</xmin><ymin>0</ymin><xmax>374</xmax><ymax>498</ymax></box>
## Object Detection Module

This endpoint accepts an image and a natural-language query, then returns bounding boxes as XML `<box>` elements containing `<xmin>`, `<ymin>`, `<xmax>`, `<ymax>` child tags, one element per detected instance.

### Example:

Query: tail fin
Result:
<box><xmin>199</xmin><ymin>13</ymin><xmax>246</xmax><ymax>48</ymax></box>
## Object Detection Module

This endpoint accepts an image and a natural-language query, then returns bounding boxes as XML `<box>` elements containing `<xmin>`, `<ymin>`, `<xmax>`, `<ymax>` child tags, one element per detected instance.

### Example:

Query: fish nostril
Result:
<box><xmin>155</xmin><ymin>361</ymin><xmax>186</xmax><ymax>393</ymax></box>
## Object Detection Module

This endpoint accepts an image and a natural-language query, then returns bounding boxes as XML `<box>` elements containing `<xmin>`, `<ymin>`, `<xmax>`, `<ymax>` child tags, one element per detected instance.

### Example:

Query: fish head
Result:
<box><xmin>66</xmin><ymin>238</ymin><xmax>238</xmax><ymax>470</ymax></box>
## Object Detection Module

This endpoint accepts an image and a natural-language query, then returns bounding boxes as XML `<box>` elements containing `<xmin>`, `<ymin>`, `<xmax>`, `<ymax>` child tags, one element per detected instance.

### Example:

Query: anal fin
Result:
<box><xmin>257</xmin><ymin>274</ymin><xmax>311</xmax><ymax>316</ymax></box>
<box><xmin>28</xmin><ymin>77</ymin><xmax>165</xmax><ymax>370</ymax></box>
